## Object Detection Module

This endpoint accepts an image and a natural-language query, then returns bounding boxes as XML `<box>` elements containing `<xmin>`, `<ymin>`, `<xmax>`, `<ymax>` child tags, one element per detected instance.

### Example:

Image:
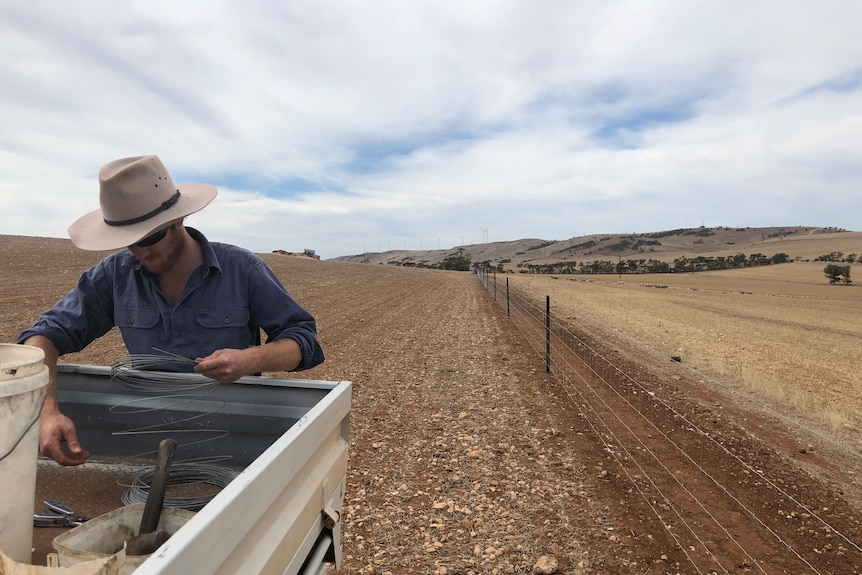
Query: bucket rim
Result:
<box><xmin>0</xmin><ymin>343</ymin><xmax>46</xmax><ymax>382</ymax></box>
<box><xmin>0</xmin><ymin>367</ymin><xmax>49</xmax><ymax>399</ymax></box>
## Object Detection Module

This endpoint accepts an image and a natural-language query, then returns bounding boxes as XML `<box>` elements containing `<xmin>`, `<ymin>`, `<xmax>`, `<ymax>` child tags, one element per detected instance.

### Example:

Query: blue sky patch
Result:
<box><xmin>210</xmin><ymin>174</ymin><xmax>349</xmax><ymax>198</ymax></box>
<box><xmin>591</xmin><ymin>100</ymin><xmax>699</xmax><ymax>148</ymax></box>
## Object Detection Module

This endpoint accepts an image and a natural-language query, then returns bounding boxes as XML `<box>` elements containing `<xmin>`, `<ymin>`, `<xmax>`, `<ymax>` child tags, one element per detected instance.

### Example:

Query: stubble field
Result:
<box><xmin>509</xmin><ymin>263</ymin><xmax>862</xmax><ymax>442</ymax></box>
<box><xmin>2</xmin><ymin>235</ymin><xmax>862</xmax><ymax>574</ymax></box>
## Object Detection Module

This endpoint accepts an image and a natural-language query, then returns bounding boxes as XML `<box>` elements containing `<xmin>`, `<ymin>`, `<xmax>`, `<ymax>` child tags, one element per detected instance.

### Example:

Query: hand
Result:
<box><xmin>194</xmin><ymin>348</ymin><xmax>252</xmax><ymax>383</ymax></box>
<box><xmin>40</xmin><ymin>407</ymin><xmax>90</xmax><ymax>466</ymax></box>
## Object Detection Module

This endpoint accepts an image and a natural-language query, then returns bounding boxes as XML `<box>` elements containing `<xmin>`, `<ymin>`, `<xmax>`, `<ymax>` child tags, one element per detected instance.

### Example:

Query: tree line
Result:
<box><xmin>401</xmin><ymin>248</ymin><xmax>855</xmax><ymax>286</ymax></box>
<box><xmin>514</xmin><ymin>252</ymin><xmax>791</xmax><ymax>275</ymax></box>
<box><xmin>815</xmin><ymin>251</ymin><xmax>857</xmax><ymax>263</ymax></box>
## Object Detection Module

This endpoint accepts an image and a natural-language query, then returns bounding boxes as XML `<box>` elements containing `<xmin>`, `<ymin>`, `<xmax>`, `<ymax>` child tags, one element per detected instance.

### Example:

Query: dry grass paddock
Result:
<box><xmin>507</xmin><ymin>262</ymin><xmax>862</xmax><ymax>446</ymax></box>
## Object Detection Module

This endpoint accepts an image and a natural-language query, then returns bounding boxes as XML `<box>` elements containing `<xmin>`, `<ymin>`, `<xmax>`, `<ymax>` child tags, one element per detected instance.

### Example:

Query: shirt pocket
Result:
<box><xmin>195</xmin><ymin>307</ymin><xmax>252</xmax><ymax>351</ymax></box>
<box><xmin>196</xmin><ymin>307</ymin><xmax>250</xmax><ymax>329</ymax></box>
<box><xmin>115</xmin><ymin>306</ymin><xmax>160</xmax><ymax>329</ymax></box>
<box><xmin>115</xmin><ymin>306</ymin><xmax>162</xmax><ymax>356</ymax></box>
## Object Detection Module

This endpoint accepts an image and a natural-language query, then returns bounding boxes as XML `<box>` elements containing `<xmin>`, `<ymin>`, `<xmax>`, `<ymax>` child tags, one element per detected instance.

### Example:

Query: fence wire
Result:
<box><xmin>476</xmin><ymin>269</ymin><xmax>862</xmax><ymax>575</ymax></box>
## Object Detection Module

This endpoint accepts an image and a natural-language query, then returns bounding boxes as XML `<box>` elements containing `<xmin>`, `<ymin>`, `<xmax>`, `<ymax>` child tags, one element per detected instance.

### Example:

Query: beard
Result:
<box><xmin>137</xmin><ymin>229</ymin><xmax>184</xmax><ymax>275</ymax></box>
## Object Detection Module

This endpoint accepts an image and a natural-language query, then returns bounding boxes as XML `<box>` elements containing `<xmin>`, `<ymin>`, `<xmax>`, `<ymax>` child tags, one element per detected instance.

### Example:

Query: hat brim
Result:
<box><xmin>68</xmin><ymin>183</ymin><xmax>218</xmax><ymax>251</ymax></box>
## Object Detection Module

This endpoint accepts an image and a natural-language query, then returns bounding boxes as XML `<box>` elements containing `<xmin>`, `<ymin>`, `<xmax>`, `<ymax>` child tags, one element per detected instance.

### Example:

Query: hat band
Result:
<box><xmin>104</xmin><ymin>190</ymin><xmax>181</xmax><ymax>227</ymax></box>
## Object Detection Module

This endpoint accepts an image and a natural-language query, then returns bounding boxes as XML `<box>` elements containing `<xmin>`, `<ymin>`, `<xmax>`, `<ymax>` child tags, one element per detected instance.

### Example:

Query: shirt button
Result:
<box><xmin>175</xmin><ymin>330</ymin><xmax>182</xmax><ymax>337</ymax></box>
<box><xmin>224</xmin><ymin>318</ymin><xmax>230</xmax><ymax>324</ymax></box>
<box><xmin>127</xmin><ymin>318</ymin><xmax>133</xmax><ymax>324</ymax></box>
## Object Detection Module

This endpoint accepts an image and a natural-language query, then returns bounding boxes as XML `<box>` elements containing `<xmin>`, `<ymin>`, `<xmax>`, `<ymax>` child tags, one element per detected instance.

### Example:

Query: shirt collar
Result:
<box><xmin>186</xmin><ymin>227</ymin><xmax>222</xmax><ymax>276</ymax></box>
<box><xmin>128</xmin><ymin>226</ymin><xmax>222</xmax><ymax>277</ymax></box>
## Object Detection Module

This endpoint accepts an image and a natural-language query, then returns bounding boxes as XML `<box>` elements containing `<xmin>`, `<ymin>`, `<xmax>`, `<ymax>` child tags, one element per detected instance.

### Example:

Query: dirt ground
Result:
<box><xmin>2</xmin><ymin>235</ymin><xmax>861</xmax><ymax>574</ymax></box>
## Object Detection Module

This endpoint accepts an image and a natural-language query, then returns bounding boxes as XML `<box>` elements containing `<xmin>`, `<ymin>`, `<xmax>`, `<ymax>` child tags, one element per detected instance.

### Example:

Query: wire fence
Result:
<box><xmin>476</xmin><ymin>268</ymin><xmax>862</xmax><ymax>575</ymax></box>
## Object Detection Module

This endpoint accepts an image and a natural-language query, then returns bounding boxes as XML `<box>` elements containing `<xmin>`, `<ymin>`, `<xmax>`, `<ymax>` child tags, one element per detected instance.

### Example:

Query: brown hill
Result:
<box><xmin>332</xmin><ymin>225</ymin><xmax>861</xmax><ymax>271</ymax></box>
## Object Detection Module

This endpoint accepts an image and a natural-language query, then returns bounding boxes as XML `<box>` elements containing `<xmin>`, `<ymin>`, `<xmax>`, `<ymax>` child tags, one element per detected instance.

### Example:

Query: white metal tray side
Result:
<box><xmin>131</xmin><ymin>380</ymin><xmax>352</xmax><ymax>575</ymax></box>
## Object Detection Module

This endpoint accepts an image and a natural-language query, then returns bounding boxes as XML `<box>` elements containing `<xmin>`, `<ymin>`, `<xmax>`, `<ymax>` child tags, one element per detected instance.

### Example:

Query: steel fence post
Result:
<box><xmin>545</xmin><ymin>295</ymin><xmax>551</xmax><ymax>373</ymax></box>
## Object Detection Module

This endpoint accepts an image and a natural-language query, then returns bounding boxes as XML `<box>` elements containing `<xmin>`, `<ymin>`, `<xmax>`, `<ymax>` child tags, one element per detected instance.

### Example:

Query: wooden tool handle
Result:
<box><xmin>139</xmin><ymin>438</ymin><xmax>178</xmax><ymax>535</ymax></box>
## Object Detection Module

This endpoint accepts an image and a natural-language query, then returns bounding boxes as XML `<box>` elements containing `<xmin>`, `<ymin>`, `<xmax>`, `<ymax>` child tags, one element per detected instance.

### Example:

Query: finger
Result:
<box><xmin>58</xmin><ymin>421</ymin><xmax>90</xmax><ymax>465</ymax></box>
<box><xmin>65</xmin><ymin>436</ymin><xmax>84</xmax><ymax>455</ymax></box>
<box><xmin>42</xmin><ymin>441</ymin><xmax>89</xmax><ymax>466</ymax></box>
<box><xmin>58</xmin><ymin>448</ymin><xmax>91</xmax><ymax>466</ymax></box>
<box><xmin>40</xmin><ymin>425</ymin><xmax>68</xmax><ymax>463</ymax></box>
<box><xmin>40</xmin><ymin>440</ymin><xmax>64</xmax><ymax>462</ymax></box>
<box><xmin>202</xmin><ymin>368</ymin><xmax>235</xmax><ymax>384</ymax></box>
<box><xmin>194</xmin><ymin>359</ymin><xmax>218</xmax><ymax>374</ymax></box>
<box><xmin>195</xmin><ymin>360</ymin><xmax>215</xmax><ymax>375</ymax></box>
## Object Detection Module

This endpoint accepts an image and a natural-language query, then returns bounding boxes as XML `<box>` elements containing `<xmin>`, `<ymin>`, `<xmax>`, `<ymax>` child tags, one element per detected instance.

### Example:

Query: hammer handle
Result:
<box><xmin>139</xmin><ymin>438</ymin><xmax>178</xmax><ymax>535</ymax></box>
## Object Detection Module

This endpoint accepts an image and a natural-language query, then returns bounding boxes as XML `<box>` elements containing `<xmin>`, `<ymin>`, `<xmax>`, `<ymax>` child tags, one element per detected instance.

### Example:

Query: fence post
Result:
<box><xmin>493</xmin><ymin>269</ymin><xmax>497</xmax><ymax>300</ymax></box>
<box><xmin>545</xmin><ymin>295</ymin><xmax>551</xmax><ymax>373</ymax></box>
<box><xmin>506</xmin><ymin>277</ymin><xmax>510</xmax><ymax>317</ymax></box>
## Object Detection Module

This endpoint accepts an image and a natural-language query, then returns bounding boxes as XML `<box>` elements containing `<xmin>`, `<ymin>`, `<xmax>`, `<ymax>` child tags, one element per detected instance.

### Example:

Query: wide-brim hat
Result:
<box><xmin>68</xmin><ymin>155</ymin><xmax>218</xmax><ymax>251</ymax></box>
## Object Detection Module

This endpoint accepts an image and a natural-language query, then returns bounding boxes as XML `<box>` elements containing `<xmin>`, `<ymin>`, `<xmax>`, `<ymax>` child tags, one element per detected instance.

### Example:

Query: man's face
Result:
<box><xmin>127</xmin><ymin>223</ymin><xmax>183</xmax><ymax>275</ymax></box>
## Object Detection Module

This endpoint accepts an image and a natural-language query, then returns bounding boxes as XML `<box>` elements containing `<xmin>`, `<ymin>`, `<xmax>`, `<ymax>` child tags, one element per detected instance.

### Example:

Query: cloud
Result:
<box><xmin>1</xmin><ymin>1</ymin><xmax>860</xmax><ymax>258</ymax></box>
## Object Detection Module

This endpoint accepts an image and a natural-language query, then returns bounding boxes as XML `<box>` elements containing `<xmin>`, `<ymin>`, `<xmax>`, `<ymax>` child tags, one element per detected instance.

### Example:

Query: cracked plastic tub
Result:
<box><xmin>53</xmin><ymin>503</ymin><xmax>196</xmax><ymax>575</ymax></box>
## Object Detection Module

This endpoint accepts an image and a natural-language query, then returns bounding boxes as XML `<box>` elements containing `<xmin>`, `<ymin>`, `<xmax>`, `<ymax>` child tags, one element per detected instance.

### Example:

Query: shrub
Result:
<box><xmin>439</xmin><ymin>249</ymin><xmax>472</xmax><ymax>271</ymax></box>
<box><xmin>823</xmin><ymin>264</ymin><xmax>852</xmax><ymax>285</ymax></box>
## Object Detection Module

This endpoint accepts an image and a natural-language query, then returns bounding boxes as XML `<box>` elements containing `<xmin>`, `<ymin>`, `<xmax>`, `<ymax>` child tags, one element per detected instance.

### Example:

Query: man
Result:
<box><xmin>18</xmin><ymin>155</ymin><xmax>325</xmax><ymax>466</ymax></box>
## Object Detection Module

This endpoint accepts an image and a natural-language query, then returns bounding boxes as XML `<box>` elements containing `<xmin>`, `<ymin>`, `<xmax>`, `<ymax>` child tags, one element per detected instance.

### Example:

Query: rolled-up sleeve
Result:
<box><xmin>247</xmin><ymin>257</ymin><xmax>325</xmax><ymax>371</ymax></box>
<box><xmin>17</xmin><ymin>260</ymin><xmax>116</xmax><ymax>355</ymax></box>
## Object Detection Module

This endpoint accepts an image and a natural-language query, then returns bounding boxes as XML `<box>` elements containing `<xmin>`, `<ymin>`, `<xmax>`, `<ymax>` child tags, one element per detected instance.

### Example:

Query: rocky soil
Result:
<box><xmin>2</xmin><ymin>235</ymin><xmax>861</xmax><ymax>574</ymax></box>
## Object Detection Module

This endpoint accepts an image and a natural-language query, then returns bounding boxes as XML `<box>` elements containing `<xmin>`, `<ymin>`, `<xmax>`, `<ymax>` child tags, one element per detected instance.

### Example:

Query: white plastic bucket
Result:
<box><xmin>0</xmin><ymin>343</ymin><xmax>49</xmax><ymax>564</ymax></box>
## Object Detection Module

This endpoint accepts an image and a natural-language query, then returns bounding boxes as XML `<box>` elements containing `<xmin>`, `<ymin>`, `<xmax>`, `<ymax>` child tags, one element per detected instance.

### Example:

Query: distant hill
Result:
<box><xmin>330</xmin><ymin>226</ymin><xmax>861</xmax><ymax>271</ymax></box>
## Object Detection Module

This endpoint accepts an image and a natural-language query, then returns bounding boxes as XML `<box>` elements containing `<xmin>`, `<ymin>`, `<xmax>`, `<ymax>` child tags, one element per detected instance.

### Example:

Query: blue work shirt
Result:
<box><xmin>18</xmin><ymin>228</ymin><xmax>324</xmax><ymax>371</ymax></box>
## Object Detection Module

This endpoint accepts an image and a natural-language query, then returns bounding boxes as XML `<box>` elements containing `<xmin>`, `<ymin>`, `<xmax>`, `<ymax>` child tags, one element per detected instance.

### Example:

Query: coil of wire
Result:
<box><xmin>121</xmin><ymin>462</ymin><xmax>237</xmax><ymax>511</ymax></box>
<box><xmin>112</xmin><ymin>350</ymin><xmax>235</xmax><ymax>511</ymax></box>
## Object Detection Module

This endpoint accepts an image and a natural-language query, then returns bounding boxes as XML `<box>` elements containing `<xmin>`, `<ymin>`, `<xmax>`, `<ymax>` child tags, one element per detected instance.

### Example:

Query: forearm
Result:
<box><xmin>245</xmin><ymin>337</ymin><xmax>302</xmax><ymax>373</ymax></box>
<box><xmin>194</xmin><ymin>338</ymin><xmax>303</xmax><ymax>383</ymax></box>
<box><xmin>22</xmin><ymin>335</ymin><xmax>61</xmax><ymax>411</ymax></box>
<box><xmin>19</xmin><ymin>335</ymin><xmax>88</xmax><ymax>465</ymax></box>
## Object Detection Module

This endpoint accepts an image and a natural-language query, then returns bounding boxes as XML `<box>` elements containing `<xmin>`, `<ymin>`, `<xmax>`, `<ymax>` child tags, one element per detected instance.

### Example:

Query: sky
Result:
<box><xmin>1</xmin><ymin>1</ymin><xmax>860</xmax><ymax>260</ymax></box>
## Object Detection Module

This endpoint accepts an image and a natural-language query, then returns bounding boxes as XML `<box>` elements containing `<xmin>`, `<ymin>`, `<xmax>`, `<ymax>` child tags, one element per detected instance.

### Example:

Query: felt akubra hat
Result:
<box><xmin>68</xmin><ymin>155</ymin><xmax>217</xmax><ymax>251</ymax></box>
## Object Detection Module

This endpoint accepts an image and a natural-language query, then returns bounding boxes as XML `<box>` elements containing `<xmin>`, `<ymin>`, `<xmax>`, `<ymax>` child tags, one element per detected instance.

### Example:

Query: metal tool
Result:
<box><xmin>125</xmin><ymin>438</ymin><xmax>178</xmax><ymax>556</ymax></box>
<box><xmin>34</xmin><ymin>499</ymin><xmax>89</xmax><ymax>527</ymax></box>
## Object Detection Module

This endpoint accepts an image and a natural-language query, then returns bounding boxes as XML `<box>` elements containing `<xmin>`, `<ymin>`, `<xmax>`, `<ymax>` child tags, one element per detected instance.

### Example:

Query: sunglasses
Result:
<box><xmin>132</xmin><ymin>225</ymin><xmax>171</xmax><ymax>248</ymax></box>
